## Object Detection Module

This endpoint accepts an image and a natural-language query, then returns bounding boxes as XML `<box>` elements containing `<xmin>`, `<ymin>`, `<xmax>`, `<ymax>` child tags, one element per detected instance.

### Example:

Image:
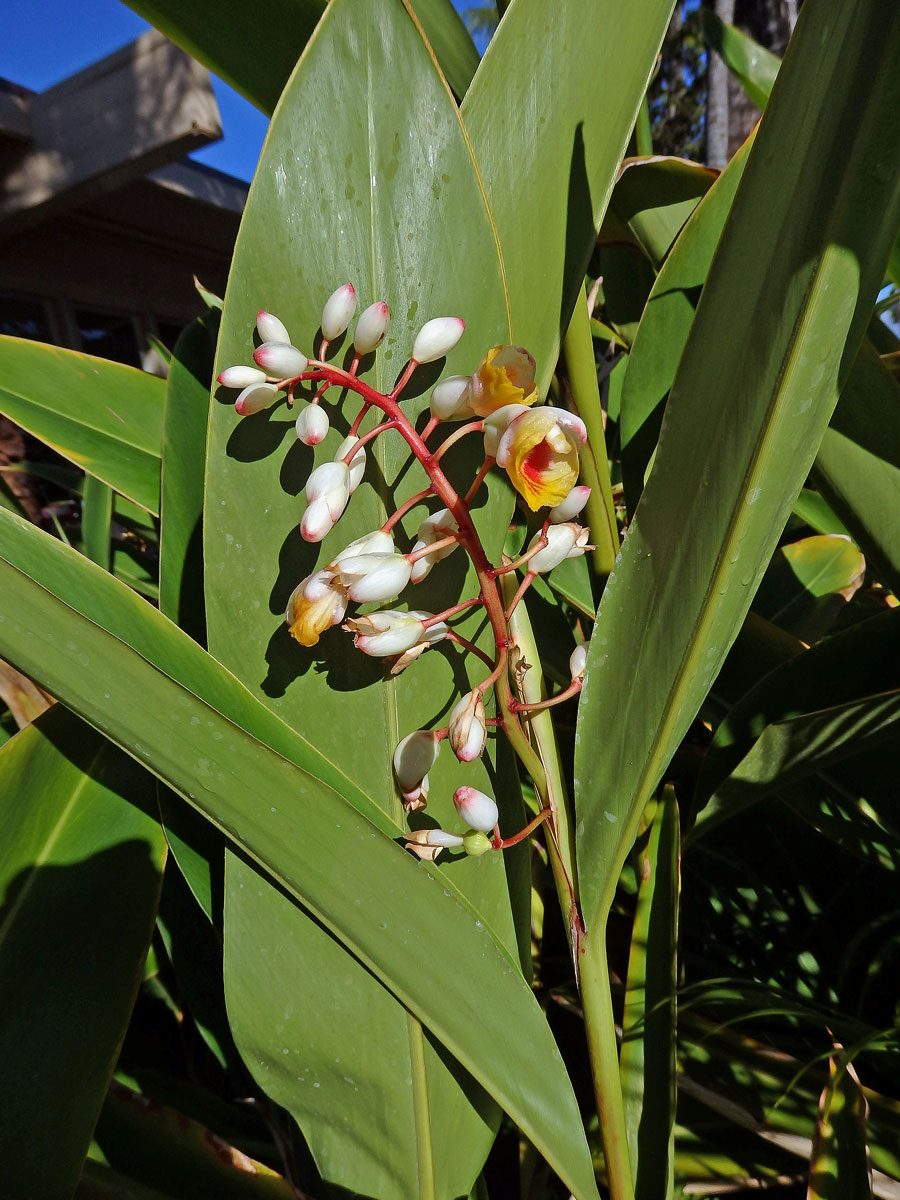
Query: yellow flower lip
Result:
<box><xmin>468</xmin><ymin>345</ymin><xmax>538</xmax><ymax>417</ymax></box>
<box><xmin>497</xmin><ymin>407</ymin><xmax>585</xmax><ymax>511</ymax></box>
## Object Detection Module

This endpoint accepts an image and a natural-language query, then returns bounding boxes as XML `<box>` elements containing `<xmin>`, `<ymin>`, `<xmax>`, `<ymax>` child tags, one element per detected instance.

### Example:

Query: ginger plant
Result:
<box><xmin>218</xmin><ymin>284</ymin><xmax>591</xmax><ymax>872</ymax></box>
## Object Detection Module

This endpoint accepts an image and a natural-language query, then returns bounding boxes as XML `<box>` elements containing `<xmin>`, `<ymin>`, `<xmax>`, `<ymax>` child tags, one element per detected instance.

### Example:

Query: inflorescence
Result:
<box><xmin>218</xmin><ymin>283</ymin><xmax>592</xmax><ymax>861</ymax></box>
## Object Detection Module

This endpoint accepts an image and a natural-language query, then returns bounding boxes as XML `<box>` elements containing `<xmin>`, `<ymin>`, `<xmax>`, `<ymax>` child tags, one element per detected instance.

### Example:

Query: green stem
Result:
<box><xmin>562</xmin><ymin>283</ymin><xmax>619</xmax><ymax>578</ymax></box>
<box><xmin>406</xmin><ymin>1014</ymin><xmax>437</xmax><ymax>1200</ymax></box>
<box><xmin>579</xmin><ymin>920</ymin><xmax>635</xmax><ymax>1200</ymax></box>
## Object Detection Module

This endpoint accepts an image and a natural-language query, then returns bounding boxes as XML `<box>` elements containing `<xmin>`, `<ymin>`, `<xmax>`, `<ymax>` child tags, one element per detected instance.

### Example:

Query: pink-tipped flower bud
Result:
<box><xmin>321</xmin><ymin>283</ymin><xmax>357</xmax><ymax>340</ymax></box>
<box><xmin>234</xmin><ymin>381</ymin><xmax>278</xmax><ymax>416</ymax></box>
<box><xmin>302</xmin><ymin>461</ymin><xmax>350</xmax><ymax>541</ymax></box>
<box><xmin>483</xmin><ymin>403</ymin><xmax>529</xmax><ymax>457</ymax></box>
<box><xmin>344</xmin><ymin>610</ymin><xmax>426</xmax><ymax>657</ymax></box>
<box><xmin>448</xmin><ymin>690</ymin><xmax>487</xmax><ymax>762</ymax></box>
<box><xmin>527</xmin><ymin>523</ymin><xmax>592</xmax><ymax>574</ymax></box>
<box><xmin>550</xmin><ymin>485</ymin><xmax>591</xmax><ymax>523</ymax></box>
<box><xmin>295</xmin><ymin>404</ymin><xmax>330</xmax><ymax>445</ymax></box>
<box><xmin>334</xmin><ymin>436</ymin><xmax>366</xmax><ymax>493</ymax></box>
<box><xmin>354</xmin><ymin>302</ymin><xmax>390</xmax><ymax>354</ymax></box>
<box><xmin>463</xmin><ymin>830</ymin><xmax>492</xmax><ymax>857</ymax></box>
<box><xmin>453</xmin><ymin>786</ymin><xmax>499</xmax><ymax>833</ymax></box>
<box><xmin>336</xmin><ymin>552</ymin><xmax>412</xmax><ymax>604</ymax></box>
<box><xmin>257</xmin><ymin>310</ymin><xmax>291</xmax><ymax>344</ymax></box>
<box><xmin>412</xmin><ymin>317</ymin><xmax>465</xmax><ymax>364</ymax></box>
<box><xmin>300</xmin><ymin>497</ymin><xmax>336</xmax><ymax>542</ymax></box>
<box><xmin>218</xmin><ymin>365</ymin><xmax>266</xmax><ymax>389</ymax></box>
<box><xmin>393</xmin><ymin>730</ymin><xmax>441</xmax><ymax>794</ymax></box>
<box><xmin>429</xmin><ymin>375</ymin><xmax>472</xmax><ymax>422</ymax></box>
<box><xmin>569</xmin><ymin>643</ymin><xmax>588</xmax><ymax>682</ymax></box>
<box><xmin>253</xmin><ymin>342</ymin><xmax>309</xmax><ymax>377</ymax></box>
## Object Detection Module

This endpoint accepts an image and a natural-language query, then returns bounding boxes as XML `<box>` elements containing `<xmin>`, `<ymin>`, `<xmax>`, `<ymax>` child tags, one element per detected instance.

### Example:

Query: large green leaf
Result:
<box><xmin>0</xmin><ymin>538</ymin><xmax>597</xmax><ymax>1195</ymax></box>
<box><xmin>123</xmin><ymin>0</ymin><xmax>479</xmax><ymax>111</ymax></box>
<box><xmin>0</xmin><ymin>705</ymin><xmax>165</xmax><ymax>1200</ymax></box>
<box><xmin>0</xmin><ymin>337</ymin><xmax>164</xmax><ymax>514</ymax></box>
<box><xmin>204</xmin><ymin>2</ymin><xmax>538</xmax><ymax>1192</ymax></box>
<box><xmin>574</xmin><ymin>0</ymin><xmax>900</xmax><ymax>932</ymax></box>
<box><xmin>461</xmin><ymin>0</ymin><xmax>675</xmax><ymax>392</ymax></box>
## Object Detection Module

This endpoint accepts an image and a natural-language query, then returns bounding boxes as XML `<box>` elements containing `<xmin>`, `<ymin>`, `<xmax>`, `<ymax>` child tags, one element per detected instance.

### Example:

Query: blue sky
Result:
<box><xmin>0</xmin><ymin>0</ymin><xmax>481</xmax><ymax>183</ymax></box>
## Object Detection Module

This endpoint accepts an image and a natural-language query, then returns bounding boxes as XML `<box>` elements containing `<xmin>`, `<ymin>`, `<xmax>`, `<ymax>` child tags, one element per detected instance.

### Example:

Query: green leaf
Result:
<box><xmin>123</xmin><ymin>0</ymin><xmax>478</xmax><ymax>112</ymax></box>
<box><xmin>82</xmin><ymin>474</ymin><xmax>113</xmax><ymax>570</ymax></box>
<box><xmin>0</xmin><ymin>337</ymin><xmax>164</xmax><ymax>514</ymax></box>
<box><xmin>808</xmin><ymin>1056</ymin><xmax>873</xmax><ymax>1200</ymax></box>
<box><xmin>0</xmin><ymin>516</ymin><xmax>598</xmax><ymax>1198</ymax></box>
<box><xmin>692</xmin><ymin>608</ymin><xmax>900</xmax><ymax>835</ymax></box>
<box><xmin>702</xmin><ymin>10</ymin><xmax>781</xmax><ymax>111</ymax></box>
<box><xmin>812</xmin><ymin>341</ymin><xmax>900</xmax><ymax>594</ymax></box>
<box><xmin>574</xmin><ymin>0</ymin><xmax>900</xmax><ymax>932</ymax></box>
<box><xmin>92</xmin><ymin>1081</ymin><xmax>295</xmax><ymax>1198</ymax></box>
<box><xmin>603</xmin><ymin>156</ymin><xmax>716</xmax><ymax>270</ymax></box>
<box><xmin>792</xmin><ymin>489</ymin><xmax>851</xmax><ymax>538</ymax></box>
<box><xmin>0</xmin><ymin>706</ymin><xmax>166</xmax><ymax>1200</ymax></box>
<box><xmin>618</xmin><ymin>133</ymin><xmax>754</xmax><ymax>509</ymax></box>
<box><xmin>159</xmin><ymin>309</ymin><xmax>218</xmax><ymax>644</ymax></box>
<box><xmin>204</xmin><ymin>2</ymin><xmax>543</xmax><ymax>1192</ymax></box>
<box><xmin>461</xmin><ymin>0</ymin><xmax>676</xmax><ymax>392</ymax></box>
<box><xmin>620</xmin><ymin>789</ymin><xmax>679</xmax><ymax>1200</ymax></box>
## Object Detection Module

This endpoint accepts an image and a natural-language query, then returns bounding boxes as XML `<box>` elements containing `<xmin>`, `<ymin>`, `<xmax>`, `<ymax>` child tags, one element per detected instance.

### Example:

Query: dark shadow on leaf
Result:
<box><xmin>224</xmin><ymin>404</ymin><xmax>293</xmax><ymax>463</ymax></box>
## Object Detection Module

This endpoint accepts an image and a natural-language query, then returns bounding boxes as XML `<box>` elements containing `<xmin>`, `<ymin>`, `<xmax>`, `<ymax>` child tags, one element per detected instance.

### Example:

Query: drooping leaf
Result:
<box><xmin>462</xmin><ymin>0</ymin><xmax>676</xmax><ymax>392</ymax></box>
<box><xmin>702</xmin><ymin>11</ymin><xmax>781</xmax><ymax>111</ymax></box>
<box><xmin>602</xmin><ymin>156</ymin><xmax>716</xmax><ymax>269</ymax></box>
<box><xmin>574</xmin><ymin>0</ymin><xmax>900</xmax><ymax>933</ymax></box>
<box><xmin>0</xmin><ymin>705</ymin><xmax>166</xmax><ymax>1200</ymax></box>
<box><xmin>0</xmin><ymin>337</ymin><xmax>164</xmax><ymax>514</ymax></box>
<box><xmin>0</xmin><ymin>517</ymin><xmax>598</xmax><ymax>1199</ymax></box>
<box><xmin>123</xmin><ymin>0</ymin><xmax>479</xmax><ymax>111</ymax></box>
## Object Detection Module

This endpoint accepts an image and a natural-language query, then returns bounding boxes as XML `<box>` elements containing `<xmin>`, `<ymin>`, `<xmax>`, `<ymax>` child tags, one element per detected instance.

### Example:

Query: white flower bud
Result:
<box><xmin>302</xmin><ymin>462</ymin><xmax>350</xmax><ymax>541</ymax></box>
<box><xmin>527</xmin><ymin>523</ymin><xmax>583</xmax><ymax>574</ymax></box>
<box><xmin>295</xmin><ymin>404</ymin><xmax>330</xmax><ymax>445</ymax></box>
<box><xmin>354</xmin><ymin>301</ymin><xmax>390</xmax><ymax>354</ymax></box>
<box><xmin>409</xmin><ymin>508</ymin><xmax>459</xmax><ymax>584</ymax></box>
<box><xmin>218</xmin><ymin>365</ymin><xmax>266</xmax><ymax>389</ymax></box>
<box><xmin>344</xmin><ymin>610</ymin><xmax>426</xmax><ymax>657</ymax></box>
<box><xmin>412</xmin><ymin>317</ymin><xmax>465</xmax><ymax>364</ymax></box>
<box><xmin>336</xmin><ymin>553</ymin><xmax>412</xmax><ymax>603</ymax></box>
<box><xmin>321</xmin><ymin>283</ymin><xmax>357</xmax><ymax>340</ymax></box>
<box><xmin>334</xmin><ymin>437</ymin><xmax>366</xmax><ymax>493</ymax></box>
<box><xmin>569</xmin><ymin>643</ymin><xmax>588</xmax><ymax>682</ymax></box>
<box><xmin>430</xmin><ymin>375</ymin><xmax>472</xmax><ymax>422</ymax></box>
<box><xmin>550</xmin><ymin>485</ymin><xmax>591</xmax><ymax>523</ymax></box>
<box><xmin>448</xmin><ymin>690</ymin><xmax>487</xmax><ymax>762</ymax></box>
<box><xmin>306</xmin><ymin>460</ymin><xmax>349</xmax><ymax>503</ymax></box>
<box><xmin>234</xmin><ymin>381</ymin><xmax>278</xmax><ymax>416</ymax></box>
<box><xmin>256</xmin><ymin>310</ymin><xmax>291</xmax><ymax>344</ymax></box>
<box><xmin>453</xmin><ymin>786</ymin><xmax>499</xmax><ymax>833</ymax></box>
<box><xmin>404</xmin><ymin>827</ymin><xmax>465</xmax><ymax>860</ymax></box>
<box><xmin>300</xmin><ymin>496</ymin><xmax>336</xmax><ymax>542</ymax></box>
<box><xmin>253</xmin><ymin>342</ymin><xmax>309</xmax><ymax>377</ymax></box>
<box><xmin>483</xmin><ymin>403</ymin><xmax>529</xmax><ymax>457</ymax></box>
<box><xmin>332</xmin><ymin>530</ymin><xmax>394</xmax><ymax>563</ymax></box>
<box><xmin>393</xmin><ymin>730</ymin><xmax>441</xmax><ymax>793</ymax></box>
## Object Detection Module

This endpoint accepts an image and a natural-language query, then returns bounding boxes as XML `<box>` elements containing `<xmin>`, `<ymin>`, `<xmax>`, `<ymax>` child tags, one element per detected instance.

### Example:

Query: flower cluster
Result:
<box><xmin>218</xmin><ymin>282</ymin><xmax>593</xmax><ymax>860</ymax></box>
